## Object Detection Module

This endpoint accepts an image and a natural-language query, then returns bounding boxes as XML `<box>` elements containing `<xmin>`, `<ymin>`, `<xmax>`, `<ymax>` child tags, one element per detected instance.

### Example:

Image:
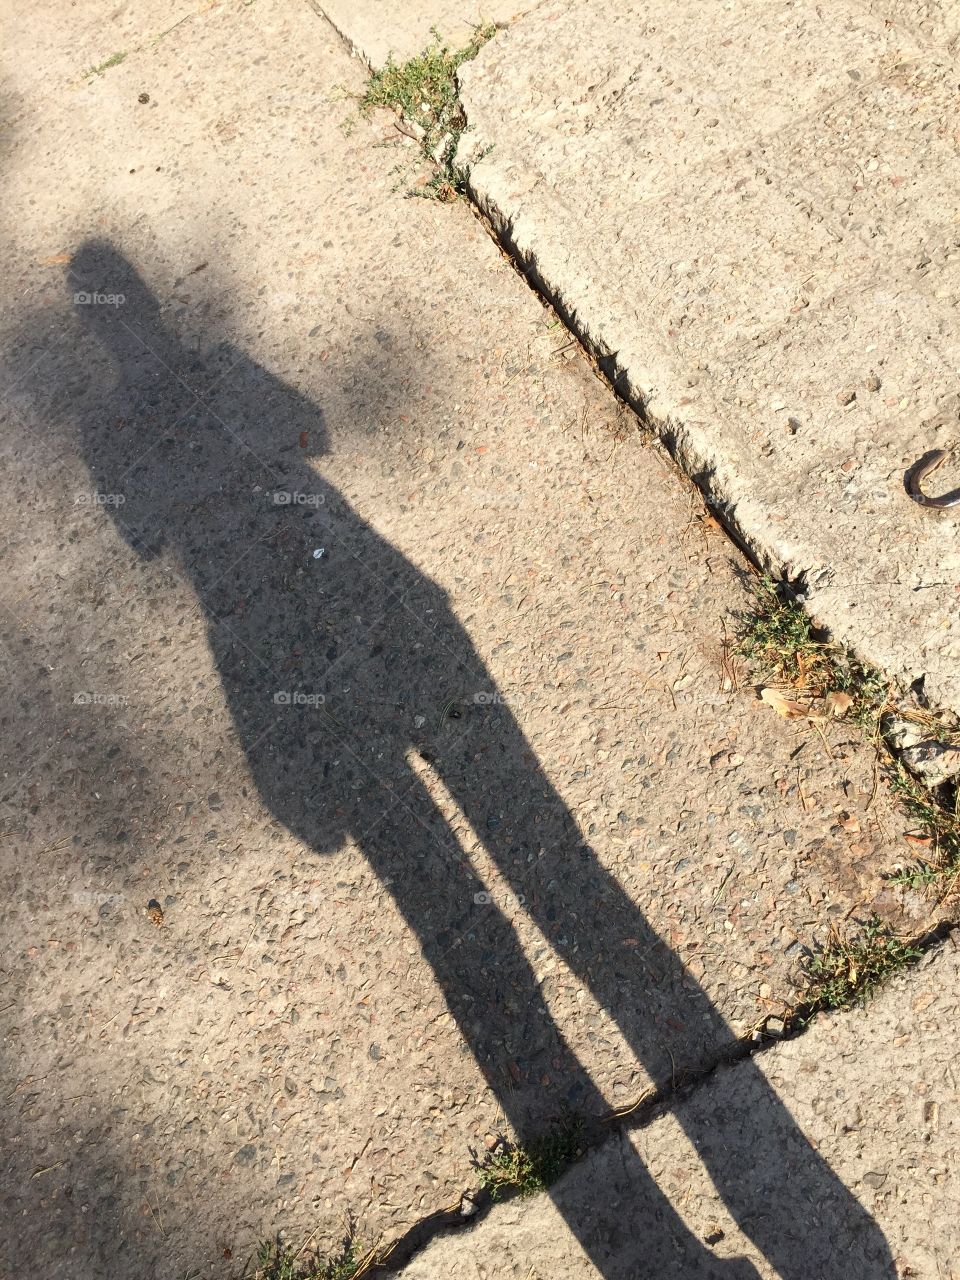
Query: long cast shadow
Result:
<box><xmin>62</xmin><ymin>241</ymin><xmax>894</xmax><ymax>1278</ymax></box>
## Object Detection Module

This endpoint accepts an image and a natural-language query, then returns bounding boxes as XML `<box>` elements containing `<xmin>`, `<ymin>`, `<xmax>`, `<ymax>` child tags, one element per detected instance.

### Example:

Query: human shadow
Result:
<box><xmin>63</xmin><ymin>240</ymin><xmax>894</xmax><ymax>1278</ymax></box>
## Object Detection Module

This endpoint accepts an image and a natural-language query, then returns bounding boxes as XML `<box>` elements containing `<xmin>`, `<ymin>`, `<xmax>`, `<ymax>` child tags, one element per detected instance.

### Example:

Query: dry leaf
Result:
<box><xmin>825</xmin><ymin>691</ymin><xmax>854</xmax><ymax>718</ymax></box>
<box><xmin>759</xmin><ymin>687</ymin><xmax>813</xmax><ymax>719</ymax></box>
<box><xmin>40</xmin><ymin>252</ymin><xmax>71</xmax><ymax>266</ymax></box>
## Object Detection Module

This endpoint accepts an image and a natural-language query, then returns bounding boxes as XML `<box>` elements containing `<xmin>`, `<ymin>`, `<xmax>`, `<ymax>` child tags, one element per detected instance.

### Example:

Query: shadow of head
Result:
<box><xmin>68</xmin><ymin>239</ymin><xmax>330</xmax><ymax>557</ymax></box>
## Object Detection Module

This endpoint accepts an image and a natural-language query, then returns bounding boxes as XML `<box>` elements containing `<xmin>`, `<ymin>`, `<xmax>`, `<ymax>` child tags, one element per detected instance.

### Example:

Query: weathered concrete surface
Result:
<box><xmin>457</xmin><ymin>0</ymin><xmax>960</xmax><ymax>713</ymax></box>
<box><xmin>0</xmin><ymin>2</ymin><xmax>931</xmax><ymax>1278</ymax></box>
<box><xmin>402</xmin><ymin>940</ymin><xmax>960</xmax><ymax>1279</ymax></box>
<box><xmin>315</xmin><ymin>0</ymin><xmax>533</xmax><ymax>67</ymax></box>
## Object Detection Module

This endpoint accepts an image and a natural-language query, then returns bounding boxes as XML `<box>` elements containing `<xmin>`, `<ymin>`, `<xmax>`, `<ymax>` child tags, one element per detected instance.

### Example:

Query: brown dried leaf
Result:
<box><xmin>903</xmin><ymin>832</ymin><xmax>932</xmax><ymax>848</ymax></box>
<box><xmin>759</xmin><ymin>687</ymin><xmax>813</xmax><ymax>719</ymax></box>
<box><xmin>825</xmin><ymin>691</ymin><xmax>854</xmax><ymax>718</ymax></box>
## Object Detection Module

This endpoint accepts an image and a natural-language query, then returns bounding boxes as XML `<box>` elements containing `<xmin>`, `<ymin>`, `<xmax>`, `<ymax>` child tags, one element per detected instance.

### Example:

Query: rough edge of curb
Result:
<box><xmin>449</xmin><ymin>29</ymin><xmax>956</xmax><ymax>717</ymax></box>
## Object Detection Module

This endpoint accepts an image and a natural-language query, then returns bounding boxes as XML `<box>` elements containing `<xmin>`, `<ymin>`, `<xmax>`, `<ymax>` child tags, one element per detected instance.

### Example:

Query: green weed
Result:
<box><xmin>476</xmin><ymin>1120</ymin><xmax>584</xmax><ymax>1200</ymax></box>
<box><xmin>253</xmin><ymin>1229</ymin><xmax>367</xmax><ymax>1280</ymax></box>
<box><xmin>803</xmin><ymin>916</ymin><xmax>923</xmax><ymax>1012</ymax></box>
<box><xmin>737</xmin><ymin>575</ymin><xmax>889</xmax><ymax>731</ymax></box>
<box><xmin>885</xmin><ymin>761</ymin><xmax>960</xmax><ymax>893</ymax></box>
<box><xmin>358</xmin><ymin>24</ymin><xmax>496</xmax><ymax>198</ymax></box>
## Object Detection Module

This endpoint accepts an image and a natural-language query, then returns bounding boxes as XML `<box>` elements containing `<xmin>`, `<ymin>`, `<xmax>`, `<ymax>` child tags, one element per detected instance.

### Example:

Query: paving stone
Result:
<box><xmin>456</xmin><ymin>0</ymin><xmax>960</xmax><ymax>712</ymax></box>
<box><xmin>400</xmin><ymin>944</ymin><xmax>960</xmax><ymax>1279</ymax></box>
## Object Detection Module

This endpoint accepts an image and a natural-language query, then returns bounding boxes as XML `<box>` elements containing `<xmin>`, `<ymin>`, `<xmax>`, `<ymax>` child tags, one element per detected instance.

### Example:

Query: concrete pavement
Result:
<box><xmin>314</xmin><ymin>0</ymin><xmax>528</xmax><ymax>66</ymax></box>
<box><xmin>455</xmin><ymin>0</ymin><xmax>960</xmax><ymax>713</ymax></box>
<box><xmin>401</xmin><ymin>940</ymin><xmax>960</xmax><ymax>1279</ymax></box>
<box><xmin>0</xmin><ymin>1</ymin><xmax>956</xmax><ymax>1278</ymax></box>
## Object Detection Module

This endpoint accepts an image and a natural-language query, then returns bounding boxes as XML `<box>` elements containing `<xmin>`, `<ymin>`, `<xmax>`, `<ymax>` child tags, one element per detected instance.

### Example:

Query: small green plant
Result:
<box><xmin>803</xmin><ymin>916</ymin><xmax>922</xmax><ymax>1012</ymax></box>
<box><xmin>254</xmin><ymin>1229</ymin><xmax>367</xmax><ymax>1280</ymax></box>
<box><xmin>737</xmin><ymin>575</ymin><xmax>888</xmax><ymax>730</ymax></box>
<box><xmin>885</xmin><ymin>761</ymin><xmax>960</xmax><ymax>893</ymax></box>
<box><xmin>476</xmin><ymin>1120</ymin><xmax>584</xmax><ymax>1200</ymax></box>
<box><xmin>358</xmin><ymin>23</ymin><xmax>496</xmax><ymax>198</ymax></box>
<box><xmin>82</xmin><ymin>51</ymin><xmax>127</xmax><ymax>79</ymax></box>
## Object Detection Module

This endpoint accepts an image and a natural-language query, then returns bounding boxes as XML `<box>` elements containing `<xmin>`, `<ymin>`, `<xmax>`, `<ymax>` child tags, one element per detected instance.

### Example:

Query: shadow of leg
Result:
<box><xmin>358</xmin><ymin>771</ymin><xmax>760</xmax><ymax>1279</ymax></box>
<box><xmin>436</xmin><ymin>705</ymin><xmax>896</xmax><ymax>1279</ymax></box>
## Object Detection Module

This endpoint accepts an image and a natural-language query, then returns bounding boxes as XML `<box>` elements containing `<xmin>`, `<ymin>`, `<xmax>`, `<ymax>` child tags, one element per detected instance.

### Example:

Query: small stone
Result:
<box><xmin>837</xmin><ymin>388</ymin><xmax>857</xmax><ymax>406</ymax></box>
<box><xmin>863</xmin><ymin>1170</ymin><xmax>887</xmax><ymax>1189</ymax></box>
<box><xmin>864</xmin><ymin>372</ymin><xmax>881</xmax><ymax>392</ymax></box>
<box><xmin>368</xmin><ymin>1043</ymin><xmax>382</xmax><ymax>1061</ymax></box>
<box><xmin>765</xmin><ymin>1016</ymin><xmax>786</xmax><ymax>1037</ymax></box>
<box><xmin>234</xmin><ymin>1144</ymin><xmax>257</xmax><ymax>1165</ymax></box>
<box><xmin>901</xmin><ymin>740</ymin><xmax>960</xmax><ymax>788</ymax></box>
<box><xmin>884</xmin><ymin>716</ymin><xmax>926</xmax><ymax>752</ymax></box>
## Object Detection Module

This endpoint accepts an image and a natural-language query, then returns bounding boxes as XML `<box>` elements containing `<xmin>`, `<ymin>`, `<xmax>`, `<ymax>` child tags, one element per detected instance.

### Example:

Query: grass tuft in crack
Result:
<box><xmin>358</xmin><ymin>24</ymin><xmax>496</xmax><ymax>200</ymax></box>
<box><xmin>254</xmin><ymin>1229</ymin><xmax>368</xmax><ymax>1280</ymax></box>
<box><xmin>476</xmin><ymin>1120</ymin><xmax>585</xmax><ymax>1200</ymax></box>
<box><xmin>885</xmin><ymin>763</ymin><xmax>960</xmax><ymax>892</ymax></box>
<box><xmin>737</xmin><ymin>575</ymin><xmax>889</xmax><ymax>730</ymax></box>
<box><xmin>802</xmin><ymin>916</ymin><xmax>923</xmax><ymax>1012</ymax></box>
<box><xmin>739</xmin><ymin>574</ymin><xmax>960</xmax><ymax>903</ymax></box>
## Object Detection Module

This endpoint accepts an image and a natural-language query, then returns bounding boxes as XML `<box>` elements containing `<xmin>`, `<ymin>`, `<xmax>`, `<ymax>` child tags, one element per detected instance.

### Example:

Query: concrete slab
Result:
<box><xmin>457</xmin><ymin>0</ymin><xmax>960</xmax><ymax>712</ymax></box>
<box><xmin>314</xmin><ymin>0</ymin><xmax>533</xmax><ymax>67</ymax></box>
<box><xmin>400</xmin><ymin>940</ymin><xmax>960</xmax><ymax>1279</ymax></box>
